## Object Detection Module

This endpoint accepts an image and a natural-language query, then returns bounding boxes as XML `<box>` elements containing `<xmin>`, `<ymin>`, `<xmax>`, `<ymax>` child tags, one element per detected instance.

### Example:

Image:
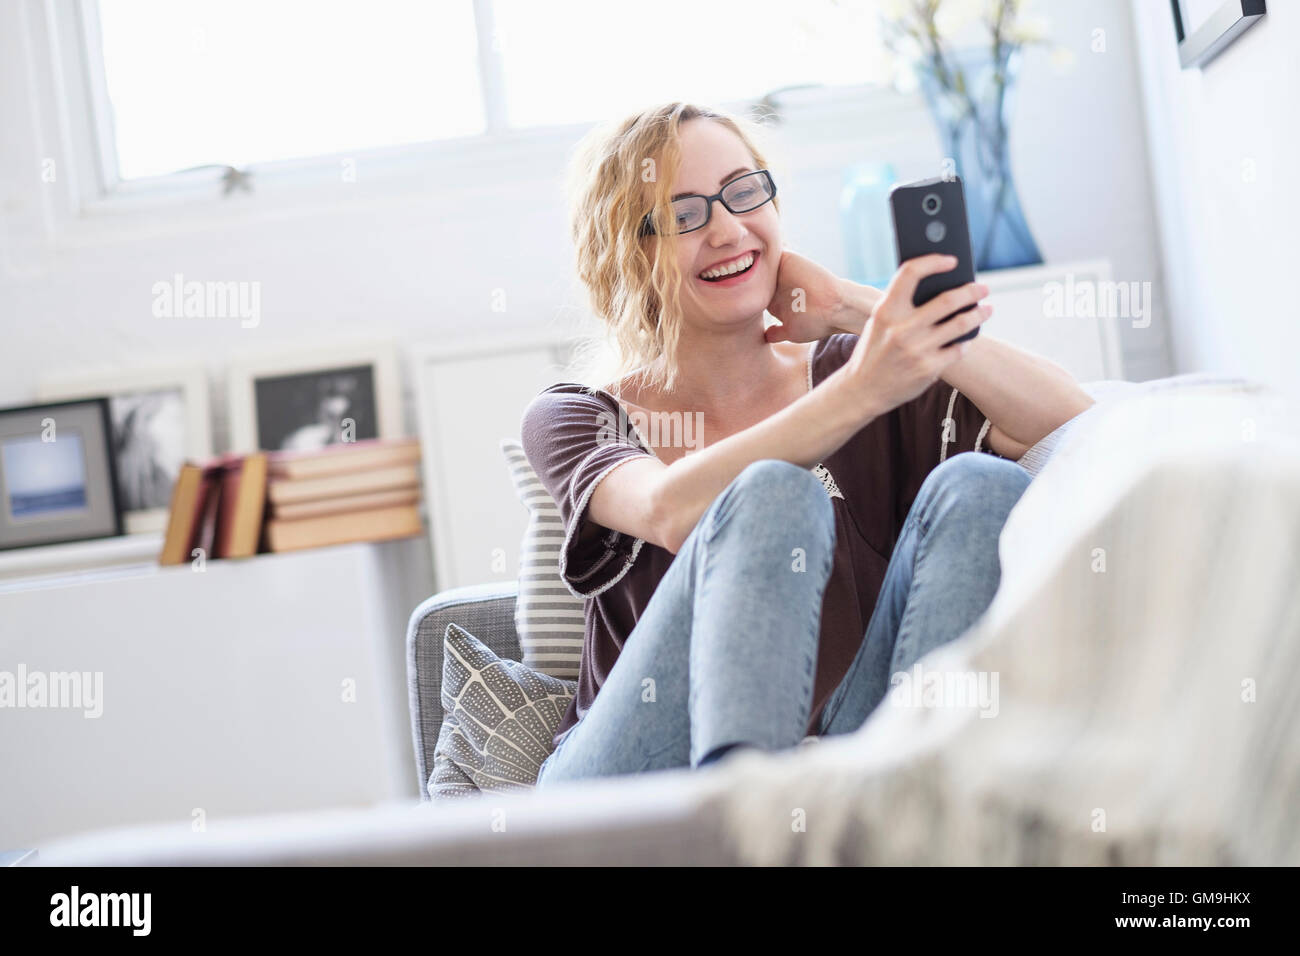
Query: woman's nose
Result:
<box><xmin>704</xmin><ymin>201</ymin><xmax>747</xmax><ymax>245</ymax></box>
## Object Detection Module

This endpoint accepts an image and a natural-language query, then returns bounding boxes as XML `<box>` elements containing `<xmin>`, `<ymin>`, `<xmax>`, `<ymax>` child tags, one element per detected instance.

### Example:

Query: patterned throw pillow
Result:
<box><xmin>500</xmin><ymin>438</ymin><xmax>584</xmax><ymax>679</ymax></box>
<box><xmin>428</xmin><ymin>622</ymin><xmax>578</xmax><ymax>799</ymax></box>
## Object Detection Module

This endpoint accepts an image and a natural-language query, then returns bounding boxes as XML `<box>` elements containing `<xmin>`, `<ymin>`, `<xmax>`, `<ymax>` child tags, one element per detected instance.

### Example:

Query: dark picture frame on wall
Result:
<box><xmin>0</xmin><ymin>398</ymin><xmax>124</xmax><ymax>551</ymax></box>
<box><xmin>1171</xmin><ymin>0</ymin><xmax>1266</xmax><ymax>69</ymax></box>
<box><xmin>226</xmin><ymin>343</ymin><xmax>402</xmax><ymax>453</ymax></box>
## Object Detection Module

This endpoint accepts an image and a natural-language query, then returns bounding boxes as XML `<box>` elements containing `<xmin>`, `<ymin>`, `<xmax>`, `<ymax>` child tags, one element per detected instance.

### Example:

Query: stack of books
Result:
<box><xmin>159</xmin><ymin>438</ymin><xmax>422</xmax><ymax>565</ymax></box>
<box><xmin>263</xmin><ymin>437</ymin><xmax>422</xmax><ymax>552</ymax></box>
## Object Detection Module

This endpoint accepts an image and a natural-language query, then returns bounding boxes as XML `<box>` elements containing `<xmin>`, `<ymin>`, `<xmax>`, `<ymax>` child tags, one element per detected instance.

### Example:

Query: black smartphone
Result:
<box><xmin>889</xmin><ymin>174</ymin><xmax>979</xmax><ymax>346</ymax></box>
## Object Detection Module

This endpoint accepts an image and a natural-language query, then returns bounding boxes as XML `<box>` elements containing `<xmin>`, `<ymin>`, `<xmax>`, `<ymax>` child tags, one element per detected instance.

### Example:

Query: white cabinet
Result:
<box><xmin>980</xmin><ymin>258</ymin><xmax>1123</xmax><ymax>382</ymax></box>
<box><xmin>0</xmin><ymin>535</ymin><xmax>433</xmax><ymax>850</ymax></box>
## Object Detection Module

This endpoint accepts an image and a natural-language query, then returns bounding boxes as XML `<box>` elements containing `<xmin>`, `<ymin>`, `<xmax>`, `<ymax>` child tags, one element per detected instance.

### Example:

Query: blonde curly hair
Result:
<box><xmin>565</xmin><ymin>101</ymin><xmax>778</xmax><ymax>398</ymax></box>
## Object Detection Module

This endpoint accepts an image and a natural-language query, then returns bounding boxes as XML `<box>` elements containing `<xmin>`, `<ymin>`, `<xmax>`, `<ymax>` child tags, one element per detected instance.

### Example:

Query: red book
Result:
<box><xmin>213</xmin><ymin>453</ymin><xmax>268</xmax><ymax>559</ymax></box>
<box><xmin>159</xmin><ymin>458</ymin><xmax>230</xmax><ymax>566</ymax></box>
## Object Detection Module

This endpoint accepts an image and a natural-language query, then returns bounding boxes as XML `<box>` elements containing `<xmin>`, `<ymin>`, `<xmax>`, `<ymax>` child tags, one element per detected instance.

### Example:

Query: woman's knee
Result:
<box><xmin>711</xmin><ymin>459</ymin><xmax>834</xmax><ymax>536</ymax></box>
<box><xmin>918</xmin><ymin>452</ymin><xmax>1031</xmax><ymax>522</ymax></box>
<box><xmin>534</xmin><ymin>724</ymin><xmax>579</xmax><ymax>787</ymax></box>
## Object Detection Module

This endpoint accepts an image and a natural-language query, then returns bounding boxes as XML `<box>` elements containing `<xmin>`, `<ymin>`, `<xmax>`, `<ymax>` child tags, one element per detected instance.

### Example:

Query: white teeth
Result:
<box><xmin>699</xmin><ymin>252</ymin><xmax>755</xmax><ymax>280</ymax></box>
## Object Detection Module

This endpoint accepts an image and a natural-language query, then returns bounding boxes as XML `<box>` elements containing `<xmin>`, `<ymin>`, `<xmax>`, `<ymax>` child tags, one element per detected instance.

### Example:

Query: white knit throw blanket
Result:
<box><xmin>709</xmin><ymin>379</ymin><xmax>1300</xmax><ymax>865</ymax></box>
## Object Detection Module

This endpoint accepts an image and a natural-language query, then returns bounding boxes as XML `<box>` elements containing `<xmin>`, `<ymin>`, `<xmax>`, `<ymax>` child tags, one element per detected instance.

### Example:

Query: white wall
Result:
<box><xmin>0</xmin><ymin>0</ymin><xmax>1171</xmax><ymax>459</ymax></box>
<box><xmin>1132</xmin><ymin>0</ymin><xmax>1299</xmax><ymax>404</ymax></box>
<box><xmin>1007</xmin><ymin>0</ymin><xmax>1174</xmax><ymax>382</ymax></box>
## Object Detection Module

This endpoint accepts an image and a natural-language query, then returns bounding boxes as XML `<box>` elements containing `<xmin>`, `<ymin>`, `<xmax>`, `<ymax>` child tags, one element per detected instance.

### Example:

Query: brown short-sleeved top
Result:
<box><xmin>519</xmin><ymin>333</ymin><xmax>1007</xmax><ymax>749</ymax></box>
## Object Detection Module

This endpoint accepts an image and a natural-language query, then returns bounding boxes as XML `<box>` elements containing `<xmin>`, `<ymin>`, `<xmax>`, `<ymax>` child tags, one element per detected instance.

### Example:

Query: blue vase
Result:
<box><xmin>915</xmin><ymin>45</ymin><xmax>1042</xmax><ymax>271</ymax></box>
<box><xmin>840</xmin><ymin>161</ymin><xmax>899</xmax><ymax>289</ymax></box>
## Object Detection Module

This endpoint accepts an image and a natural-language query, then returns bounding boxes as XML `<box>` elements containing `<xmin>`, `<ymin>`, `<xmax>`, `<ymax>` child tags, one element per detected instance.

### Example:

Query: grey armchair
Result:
<box><xmin>405</xmin><ymin>580</ymin><xmax>522</xmax><ymax>800</ymax></box>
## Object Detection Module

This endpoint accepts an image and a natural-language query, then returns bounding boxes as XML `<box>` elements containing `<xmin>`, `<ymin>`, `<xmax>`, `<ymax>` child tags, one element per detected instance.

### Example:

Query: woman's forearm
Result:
<box><xmin>828</xmin><ymin>280</ymin><xmax>881</xmax><ymax>335</ymax></box>
<box><xmin>940</xmin><ymin>333</ymin><xmax>1094</xmax><ymax>447</ymax></box>
<box><xmin>831</xmin><ymin>277</ymin><xmax>1092</xmax><ymax>449</ymax></box>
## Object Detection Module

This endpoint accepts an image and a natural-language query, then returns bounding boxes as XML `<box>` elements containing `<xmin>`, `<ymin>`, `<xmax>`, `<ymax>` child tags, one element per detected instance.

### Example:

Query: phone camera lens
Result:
<box><xmin>922</xmin><ymin>193</ymin><xmax>942</xmax><ymax>215</ymax></box>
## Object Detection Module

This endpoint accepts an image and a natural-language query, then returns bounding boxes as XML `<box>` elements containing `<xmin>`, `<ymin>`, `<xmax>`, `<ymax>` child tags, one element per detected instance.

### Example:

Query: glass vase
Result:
<box><xmin>915</xmin><ymin>44</ymin><xmax>1043</xmax><ymax>271</ymax></box>
<box><xmin>840</xmin><ymin>160</ymin><xmax>899</xmax><ymax>289</ymax></box>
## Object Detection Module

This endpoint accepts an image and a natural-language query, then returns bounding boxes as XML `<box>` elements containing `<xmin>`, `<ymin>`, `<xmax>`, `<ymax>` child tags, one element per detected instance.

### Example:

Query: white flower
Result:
<box><xmin>935</xmin><ymin>0</ymin><xmax>991</xmax><ymax>47</ymax></box>
<box><xmin>1009</xmin><ymin>14</ymin><xmax>1051</xmax><ymax>45</ymax></box>
<box><xmin>1050</xmin><ymin>46</ymin><xmax>1077</xmax><ymax>73</ymax></box>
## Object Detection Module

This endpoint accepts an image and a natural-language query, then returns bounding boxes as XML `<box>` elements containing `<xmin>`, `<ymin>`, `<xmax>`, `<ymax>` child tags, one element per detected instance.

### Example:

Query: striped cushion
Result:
<box><xmin>429</xmin><ymin>622</ymin><xmax>577</xmax><ymax>798</ymax></box>
<box><xmin>500</xmin><ymin>438</ymin><xmax>585</xmax><ymax>679</ymax></box>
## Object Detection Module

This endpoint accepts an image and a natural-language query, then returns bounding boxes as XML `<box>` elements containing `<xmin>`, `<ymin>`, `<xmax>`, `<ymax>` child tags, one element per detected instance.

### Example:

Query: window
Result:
<box><xmin>491</xmin><ymin>0</ymin><xmax>888</xmax><ymax>128</ymax></box>
<box><xmin>82</xmin><ymin>0</ymin><xmax>891</xmax><ymax>191</ymax></box>
<box><xmin>93</xmin><ymin>0</ymin><xmax>483</xmax><ymax>181</ymax></box>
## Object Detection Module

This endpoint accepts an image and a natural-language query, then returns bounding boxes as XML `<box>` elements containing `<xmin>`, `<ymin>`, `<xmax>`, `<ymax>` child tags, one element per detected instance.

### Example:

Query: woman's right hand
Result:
<box><xmin>843</xmin><ymin>254</ymin><xmax>991</xmax><ymax>415</ymax></box>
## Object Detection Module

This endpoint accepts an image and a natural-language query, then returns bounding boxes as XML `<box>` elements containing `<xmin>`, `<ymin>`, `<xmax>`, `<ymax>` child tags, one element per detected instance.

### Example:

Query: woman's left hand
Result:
<box><xmin>764</xmin><ymin>248</ymin><xmax>879</xmax><ymax>344</ymax></box>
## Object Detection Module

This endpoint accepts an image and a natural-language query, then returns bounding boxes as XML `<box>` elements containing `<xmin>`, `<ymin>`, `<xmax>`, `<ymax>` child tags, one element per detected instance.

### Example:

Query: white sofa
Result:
<box><xmin>35</xmin><ymin>374</ymin><xmax>1300</xmax><ymax>865</ymax></box>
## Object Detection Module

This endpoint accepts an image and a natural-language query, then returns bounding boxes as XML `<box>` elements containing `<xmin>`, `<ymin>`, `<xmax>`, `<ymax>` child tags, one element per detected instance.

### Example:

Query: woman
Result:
<box><xmin>522</xmin><ymin>102</ymin><xmax>1093</xmax><ymax>783</ymax></box>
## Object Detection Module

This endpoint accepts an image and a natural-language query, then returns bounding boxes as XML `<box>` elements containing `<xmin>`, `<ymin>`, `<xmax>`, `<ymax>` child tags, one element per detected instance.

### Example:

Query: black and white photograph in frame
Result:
<box><xmin>38</xmin><ymin>366</ymin><xmax>213</xmax><ymax>534</ymax></box>
<box><xmin>254</xmin><ymin>364</ymin><xmax>378</xmax><ymax>451</ymax></box>
<box><xmin>0</xmin><ymin>398</ymin><xmax>123</xmax><ymax>551</ymax></box>
<box><xmin>227</xmin><ymin>343</ymin><xmax>402</xmax><ymax>454</ymax></box>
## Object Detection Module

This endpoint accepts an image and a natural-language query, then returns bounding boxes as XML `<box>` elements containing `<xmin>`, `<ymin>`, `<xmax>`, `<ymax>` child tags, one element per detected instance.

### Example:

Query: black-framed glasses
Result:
<box><xmin>639</xmin><ymin>169</ymin><xmax>777</xmax><ymax>237</ymax></box>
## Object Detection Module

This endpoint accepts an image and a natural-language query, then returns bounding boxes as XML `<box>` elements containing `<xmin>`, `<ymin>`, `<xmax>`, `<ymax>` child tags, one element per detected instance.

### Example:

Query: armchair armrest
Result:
<box><xmin>406</xmin><ymin>580</ymin><xmax>521</xmax><ymax>800</ymax></box>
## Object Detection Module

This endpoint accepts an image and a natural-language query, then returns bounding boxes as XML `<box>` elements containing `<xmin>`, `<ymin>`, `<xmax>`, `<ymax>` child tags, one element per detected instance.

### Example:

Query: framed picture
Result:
<box><xmin>38</xmin><ymin>366</ymin><xmax>213</xmax><ymax>534</ymax></box>
<box><xmin>227</xmin><ymin>342</ymin><xmax>402</xmax><ymax>453</ymax></box>
<box><xmin>1171</xmin><ymin>0</ymin><xmax>1266</xmax><ymax>69</ymax></box>
<box><xmin>0</xmin><ymin>398</ymin><xmax>123</xmax><ymax>551</ymax></box>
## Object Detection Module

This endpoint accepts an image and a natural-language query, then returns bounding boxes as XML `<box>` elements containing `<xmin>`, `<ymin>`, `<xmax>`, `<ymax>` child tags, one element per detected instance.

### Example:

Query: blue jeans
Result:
<box><xmin>535</xmin><ymin>452</ymin><xmax>1031</xmax><ymax>785</ymax></box>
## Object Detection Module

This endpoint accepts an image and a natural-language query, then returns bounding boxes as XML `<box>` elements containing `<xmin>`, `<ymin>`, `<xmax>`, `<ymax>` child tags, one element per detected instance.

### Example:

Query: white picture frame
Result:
<box><xmin>37</xmin><ymin>365</ymin><xmax>213</xmax><ymax>534</ymax></box>
<box><xmin>226</xmin><ymin>342</ymin><xmax>403</xmax><ymax>454</ymax></box>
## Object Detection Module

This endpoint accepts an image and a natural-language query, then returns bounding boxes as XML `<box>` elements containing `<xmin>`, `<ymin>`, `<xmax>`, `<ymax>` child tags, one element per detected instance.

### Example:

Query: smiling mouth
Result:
<box><xmin>698</xmin><ymin>251</ymin><xmax>758</xmax><ymax>282</ymax></box>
